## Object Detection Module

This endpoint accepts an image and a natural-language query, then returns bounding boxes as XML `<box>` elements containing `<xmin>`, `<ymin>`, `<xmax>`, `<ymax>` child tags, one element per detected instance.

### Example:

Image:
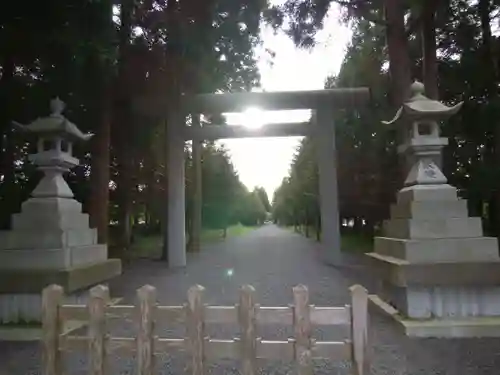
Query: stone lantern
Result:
<box><xmin>0</xmin><ymin>98</ymin><xmax>121</xmax><ymax>329</ymax></box>
<box><xmin>383</xmin><ymin>81</ymin><xmax>462</xmax><ymax>187</ymax></box>
<box><xmin>368</xmin><ymin>82</ymin><xmax>500</xmax><ymax>338</ymax></box>
<box><xmin>15</xmin><ymin>97</ymin><xmax>93</xmax><ymax>199</ymax></box>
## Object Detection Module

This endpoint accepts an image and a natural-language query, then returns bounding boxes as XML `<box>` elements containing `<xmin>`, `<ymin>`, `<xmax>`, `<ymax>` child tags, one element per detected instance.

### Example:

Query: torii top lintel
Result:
<box><xmin>135</xmin><ymin>87</ymin><xmax>371</xmax><ymax>116</ymax></box>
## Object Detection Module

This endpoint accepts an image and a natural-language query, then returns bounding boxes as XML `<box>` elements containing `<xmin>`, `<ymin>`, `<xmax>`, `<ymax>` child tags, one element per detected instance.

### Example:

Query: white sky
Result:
<box><xmin>218</xmin><ymin>2</ymin><xmax>352</xmax><ymax>199</ymax></box>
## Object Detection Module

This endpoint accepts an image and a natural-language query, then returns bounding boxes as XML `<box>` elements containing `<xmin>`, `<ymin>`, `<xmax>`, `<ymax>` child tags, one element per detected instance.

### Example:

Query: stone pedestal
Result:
<box><xmin>0</xmin><ymin>98</ymin><xmax>121</xmax><ymax>325</ymax></box>
<box><xmin>0</xmin><ymin>195</ymin><xmax>121</xmax><ymax>323</ymax></box>
<box><xmin>369</xmin><ymin>82</ymin><xmax>500</xmax><ymax>337</ymax></box>
<box><xmin>368</xmin><ymin>183</ymin><xmax>500</xmax><ymax>336</ymax></box>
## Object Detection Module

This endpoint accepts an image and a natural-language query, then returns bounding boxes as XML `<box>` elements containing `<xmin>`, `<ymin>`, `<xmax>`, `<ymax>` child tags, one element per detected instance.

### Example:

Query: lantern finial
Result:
<box><xmin>50</xmin><ymin>97</ymin><xmax>65</xmax><ymax>116</ymax></box>
<box><xmin>410</xmin><ymin>81</ymin><xmax>425</xmax><ymax>97</ymax></box>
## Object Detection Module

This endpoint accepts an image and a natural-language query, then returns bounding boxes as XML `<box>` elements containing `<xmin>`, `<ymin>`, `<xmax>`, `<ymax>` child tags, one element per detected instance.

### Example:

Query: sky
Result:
<box><xmin>218</xmin><ymin>2</ymin><xmax>352</xmax><ymax>200</ymax></box>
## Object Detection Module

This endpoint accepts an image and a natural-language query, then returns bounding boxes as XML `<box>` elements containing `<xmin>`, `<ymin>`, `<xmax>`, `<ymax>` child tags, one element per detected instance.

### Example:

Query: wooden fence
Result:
<box><xmin>42</xmin><ymin>284</ymin><xmax>369</xmax><ymax>375</ymax></box>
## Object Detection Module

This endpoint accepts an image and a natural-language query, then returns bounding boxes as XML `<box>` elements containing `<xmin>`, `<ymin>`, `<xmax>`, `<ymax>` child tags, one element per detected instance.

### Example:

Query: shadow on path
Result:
<box><xmin>1</xmin><ymin>225</ymin><xmax>500</xmax><ymax>375</ymax></box>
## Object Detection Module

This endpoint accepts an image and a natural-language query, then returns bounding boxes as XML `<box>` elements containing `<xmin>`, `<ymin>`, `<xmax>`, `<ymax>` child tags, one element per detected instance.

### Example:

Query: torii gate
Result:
<box><xmin>136</xmin><ymin>88</ymin><xmax>370</xmax><ymax>268</ymax></box>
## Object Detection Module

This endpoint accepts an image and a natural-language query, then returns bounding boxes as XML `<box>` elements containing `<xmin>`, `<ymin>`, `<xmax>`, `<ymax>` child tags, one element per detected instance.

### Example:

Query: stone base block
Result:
<box><xmin>379</xmin><ymin>280</ymin><xmax>500</xmax><ymax>319</ymax></box>
<box><xmin>390</xmin><ymin>200</ymin><xmax>468</xmax><ymax>220</ymax></box>
<box><xmin>0</xmin><ymin>244</ymin><xmax>108</xmax><ymax>270</ymax></box>
<box><xmin>0</xmin><ymin>258</ymin><xmax>121</xmax><ymax>294</ymax></box>
<box><xmin>397</xmin><ymin>184</ymin><xmax>458</xmax><ymax>204</ymax></box>
<box><xmin>369</xmin><ymin>294</ymin><xmax>500</xmax><ymax>338</ymax></box>
<box><xmin>0</xmin><ymin>259</ymin><xmax>121</xmax><ymax>324</ymax></box>
<box><xmin>0</xmin><ymin>286</ymin><xmax>92</xmax><ymax>324</ymax></box>
<box><xmin>383</xmin><ymin>217</ymin><xmax>482</xmax><ymax>239</ymax></box>
<box><xmin>374</xmin><ymin>236</ymin><xmax>499</xmax><ymax>263</ymax></box>
<box><xmin>367</xmin><ymin>252</ymin><xmax>500</xmax><ymax>286</ymax></box>
<box><xmin>20</xmin><ymin>197</ymin><xmax>83</xmax><ymax>214</ymax></box>
<box><xmin>0</xmin><ymin>227</ymin><xmax>97</xmax><ymax>250</ymax></box>
<box><xmin>12</xmin><ymin>211</ymin><xmax>90</xmax><ymax>231</ymax></box>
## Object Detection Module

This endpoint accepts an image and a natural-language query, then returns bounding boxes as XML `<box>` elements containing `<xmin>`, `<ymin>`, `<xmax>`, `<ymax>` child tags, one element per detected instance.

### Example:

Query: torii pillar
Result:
<box><xmin>135</xmin><ymin>89</ymin><xmax>370</xmax><ymax>268</ymax></box>
<box><xmin>314</xmin><ymin>107</ymin><xmax>342</xmax><ymax>266</ymax></box>
<box><xmin>165</xmin><ymin>110</ymin><xmax>187</xmax><ymax>267</ymax></box>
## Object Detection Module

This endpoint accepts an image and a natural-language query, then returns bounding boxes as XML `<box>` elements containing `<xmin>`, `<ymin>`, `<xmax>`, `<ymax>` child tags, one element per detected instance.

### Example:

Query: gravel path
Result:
<box><xmin>2</xmin><ymin>224</ymin><xmax>500</xmax><ymax>374</ymax></box>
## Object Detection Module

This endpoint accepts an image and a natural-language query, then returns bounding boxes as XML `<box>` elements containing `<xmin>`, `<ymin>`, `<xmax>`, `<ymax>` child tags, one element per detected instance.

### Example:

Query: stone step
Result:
<box><xmin>366</xmin><ymin>252</ymin><xmax>500</xmax><ymax>288</ymax></box>
<box><xmin>11</xmin><ymin>211</ymin><xmax>90</xmax><ymax>231</ymax></box>
<box><xmin>20</xmin><ymin>197</ymin><xmax>82</xmax><ymax>213</ymax></box>
<box><xmin>0</xmin><ymin>228</ymin><xmax>97</xmax><ymax>250</ymax></box>
<box><xmin>383</xmin><ymin>217</ymin><xmax>483</xmax><ymax>239</ymax></box>
<box><xmin>390</xmin><ymin>200</ymin><xmax>468</xmax><ymax>220</ymax></box>
<box><xmin>397</xmin><ymin>184</ymin><xmax>458</xmax><ymax>204</ymax></box>
<box><xmin>369</xmin><ymin>294</ymin><xmax>500</xmax><ymax>338</ymax></box>
<box><xmin>375</xmin><ymin>278</ymin><xmax>500</xmax><ymax>320</ymax></box>
<box><xmin>374</xmin><ymin>236</ymin><xmax>499</xmax><ymax>263</ymax></box>
<box><xmin>0</xmin><ymin>244</ymin><xmax>108</xmax><ymax>270</ymax></box>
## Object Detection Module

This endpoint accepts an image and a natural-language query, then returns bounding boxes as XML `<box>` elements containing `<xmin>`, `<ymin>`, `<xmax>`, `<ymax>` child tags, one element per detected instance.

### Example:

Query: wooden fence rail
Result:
<box><xmin>42</xmin><ymin>284</ymin><xmax>369</xmax><ymax>375</ymax></box>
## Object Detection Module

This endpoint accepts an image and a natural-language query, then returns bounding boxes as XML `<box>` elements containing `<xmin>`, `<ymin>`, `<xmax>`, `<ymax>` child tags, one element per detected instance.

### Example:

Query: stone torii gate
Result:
<box><xmin>136</xmin><ymin>88</ymin><xmax>370</xmax><ymax>268</ymax></box>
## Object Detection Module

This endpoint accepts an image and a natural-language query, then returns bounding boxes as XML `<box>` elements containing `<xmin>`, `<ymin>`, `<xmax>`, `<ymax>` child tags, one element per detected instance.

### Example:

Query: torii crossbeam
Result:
<box><xmin>134</xmin><ymin>88</ymin><xmax>370</xmax><ymax>267</ymax></box>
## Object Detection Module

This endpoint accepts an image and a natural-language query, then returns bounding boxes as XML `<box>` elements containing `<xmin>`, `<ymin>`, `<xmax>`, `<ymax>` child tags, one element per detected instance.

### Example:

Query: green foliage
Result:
<box><xmin>4</xmin><ymin>0</ymin><xmax>500</xmax><ymax>246</ymax></box>
<box><xmin>185</xmin><ymin>142</ymin><xmax>268</xmax><ymax>231</ymax></box>
<box><xmin>0</xmin><ymin>0</ymin><xmax>267</xmax><ymax>240</ymax></box>
<box><xmin>239</xmin><ymin>189</ymin><xmax>267</xmax><ymax>226</ymax></box>
<box><xmin>130</xmin><ymin>223</ymin><xmax>257</xmax><ymax>259</ymax></box>
<box><xmin>274</xmin><ymin>1</ymin><xmax>500</xmax><ymax>238</ymax></box>
<box><xmin>264</xmin><ymin>0</ymin><xmax>384</xmax><ymax>48</ymax></box>
<box><xmin>272</xmin><ymin>138</ymin><xmax>319</xmax><ymax>227</ymax></box>
<box><xmin>254</xmin><ymin>186</ymin><xmax>271</xmax><ymax>212</ymax></box>
<box><xmin>200</xmin><ymin>143</ymin><xmax>241</xmax><ymax>229</ymax></box>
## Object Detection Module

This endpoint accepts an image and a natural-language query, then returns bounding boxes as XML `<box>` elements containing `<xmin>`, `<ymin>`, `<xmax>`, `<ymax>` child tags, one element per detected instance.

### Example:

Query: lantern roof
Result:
<box><xmin>383</xmin><ymin>81</ymin><xmax>463</xmax><ymax>125</ymax></box>
<box><xmin>14</xmin><ymin>98</ymin><xmax>93</xmax><ymax>141</ymax></box>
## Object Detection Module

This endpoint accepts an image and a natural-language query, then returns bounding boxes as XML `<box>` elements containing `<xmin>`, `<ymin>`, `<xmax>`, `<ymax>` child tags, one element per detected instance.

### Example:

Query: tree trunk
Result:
<box><xmin>89</xmin><ymin>86</ymin><xmax>111</xmax><ymax>244</ymax></box>
<box><xmin>384</xmin><ymin>0</ymin><xmax>413</xmax><ymax>110</ymax></box>
<box><xmin>188</xmin><ymin>116</ymin><xmax>202</xmax><ymax>252</ymax></box>
<box><xmin>116</xmin><ymin>142</ymin><xmax>134</xmax><ymax>253</ymax></box>
<box><xmin>161</xmin><ymin>118</ymin><xmax>169</xmax><ymax>261</ymax></box>
<box><xmin>145</xmin><ymin>161</ymin><xmax>158</xmax><ymax>232</ymax></box>
<box><xmin>421</xmin><ymin>0</ymin><xmax>441</xmax><ymax>170</ymax></box>
<box><xmin>114</xmin><ymin>0</ymin><xmax>135</xmax><ymax>255</ymax></box>
<box><xmin>86</xmin><ymin>0</ymin><xmax>113</xmax><ymax>245</ymax></box>
<box><xmin>315</xmin><ymin>213</ymin><xmax>321</xmax><ymax>241</ymax></box>
<box><xmin>160</xmin><ymin>0</ymin><xmax>183</xmax><ymax>262</ymax></box>
<box><xmin>478</xmin><ymin>0</ymin><xmax>500</xmax><ymax>239</ymax></box>
<box><xmin>0</xmin><ymin>55</ymin><xmax>15</xmax><ymax>230</ymax></box>
<box><xmin>353</xmin><ymin>217</ymin><xmax>363</xmax><ymax>232</ymax></box>
<box><xmin>384</xmin><ymin>0</ymin><xmax>413</xmax><ymax>185</ymax></box>
<box><xmin>421</xmin><ymin>0</ymin><xmax>438</xmax><ymax>100</ymax></box>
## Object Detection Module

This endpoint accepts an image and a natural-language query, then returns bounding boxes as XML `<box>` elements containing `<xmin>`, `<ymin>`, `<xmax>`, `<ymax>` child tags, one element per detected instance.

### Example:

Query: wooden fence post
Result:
<box><xmin>88</xmin><ymin>285</ymin><xmax>110</xmax><ymax>375</ymax></box>
<box><xmin>349</xmin><ymin>284</ymin><xmax>369</xmax><ymax>375</ymax></box>
<box><xmin>239</xmin><ymin>285</ymin><xmax>257</xmax><ymax>375</ymax></box>
<box><xmin>186</xmin><ymin>285</ymin><xmax>205</xmax><ymax>375</ymax></box>
<box><xmin>137</xmin><ymin>285</ymin><xmax>157</xmax><ymax>375</ymax></box>
<box><xmin>293</xmin><ymin>284</ymin><xmax>312</xmax><ymax>375</ymax></box>
<box><xmin>42</xmin><ymin>284</ymin><xmax>64</xmax><ymax>375</ymax></box>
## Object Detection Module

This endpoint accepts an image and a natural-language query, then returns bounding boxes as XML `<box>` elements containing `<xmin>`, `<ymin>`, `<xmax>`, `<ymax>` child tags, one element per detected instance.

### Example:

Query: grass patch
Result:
<box><xmin>287</xmin><ymin>225</ymin><xmax>374</xmax><ymax>254</ymax></box>
<box><xmin>0</xmin><ymin>320</ymin><xmax>41</xmax><ymax>328</ymax></box>
<box><xmin>341</xmin><ymin>232</ymin><xmax>374</xmax><ymax>254</ymax></box>
<box><xmin>130</xmin><ymin>235</ymin><xmax>163</xmax><ymax>259</ymax></box>
<box><xmin>129</xmin><ymin>224</ymin><xmax>257</xmax><ymax>259</ymax></box>
<box><xmin>200</xmin><ymin>223</ymin><xmax>256</xmax><ymax>243</ymax></box>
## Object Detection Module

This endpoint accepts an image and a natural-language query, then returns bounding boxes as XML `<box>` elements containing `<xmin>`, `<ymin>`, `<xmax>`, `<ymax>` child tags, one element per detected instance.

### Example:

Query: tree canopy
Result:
<box><xmin>273</xmin><ymin>0</ymin><xmax>500</xmax><ymax>239</ymax></box>
<box><xmin>3</xmin><ymin>0</ymin><xmax>500</xmax><ymax>257</ymax></box>
<box><xmin>0</xmin><ymin>0</ymin><xmax>269</xmax><ymax>258</ymax></box>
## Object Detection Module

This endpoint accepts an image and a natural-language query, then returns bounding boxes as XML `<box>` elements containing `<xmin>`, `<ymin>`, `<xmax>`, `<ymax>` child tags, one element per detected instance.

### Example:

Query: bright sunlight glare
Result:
<box><xmin>225</xmin><ymin>108</ymin><xmax>311</xmax><ymax>128</ymax></box>
<box><xmin>238</xmin><ymin>107</ymin><xmax>266</xmax><ymax>130</ymax></box>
